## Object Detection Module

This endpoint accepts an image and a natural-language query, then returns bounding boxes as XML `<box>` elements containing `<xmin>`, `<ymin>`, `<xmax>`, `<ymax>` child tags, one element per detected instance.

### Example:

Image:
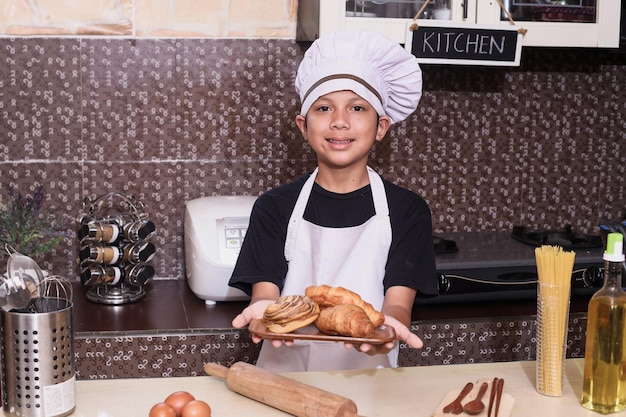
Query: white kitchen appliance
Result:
<box><xmin>184</xmin><ymin>195</ymin><xmax>257</xmax><ymax>304</ymax></box>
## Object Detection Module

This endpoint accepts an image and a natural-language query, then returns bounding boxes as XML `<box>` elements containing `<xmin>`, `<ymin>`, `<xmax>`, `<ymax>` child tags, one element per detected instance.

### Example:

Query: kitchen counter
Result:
<box><xmin>11</xmin><ymin>359</ymin><xmax>624</xmax><ymax>417</ymax></box>
<box><xmin>62</xmin><ymin>231</ymin><xmax>601</xmax><ymax>378</ymax></box>
<box><xmin>69</xmin><ymin>232</ymin><xmax>602</xmax><ymax>332</ymax></box>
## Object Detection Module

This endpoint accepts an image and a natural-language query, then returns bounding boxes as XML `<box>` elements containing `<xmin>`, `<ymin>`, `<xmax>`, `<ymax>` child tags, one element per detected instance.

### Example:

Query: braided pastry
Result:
<box><xmin>314</xmin><ymin>304</ymin><xmax>374</xmax><ymax>338</ymax></box>
<box><xmin>263</xmin><ymin>295</ymin><xmax>320</xmax><ymax>334</ymax></box>
<box><xmin>305</xmin><ymin>285</ymin><xmax>385</xmax><ymax>327</ymax></box>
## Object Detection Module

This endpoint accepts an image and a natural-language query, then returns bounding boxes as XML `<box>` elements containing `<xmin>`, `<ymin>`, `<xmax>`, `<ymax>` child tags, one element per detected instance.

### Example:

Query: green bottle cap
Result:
<box><xmin>604</xmin><ymin>232</ymin><xmax>625</xmax><ymax>262</ymax></box>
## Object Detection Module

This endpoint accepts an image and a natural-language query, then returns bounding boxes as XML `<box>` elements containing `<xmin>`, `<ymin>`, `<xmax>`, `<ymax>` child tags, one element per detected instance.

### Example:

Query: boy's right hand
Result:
<box><xmin>233</xmin><ymin>299</ymin><xmax>297</xmax><ymax>347</ymax></box>
<box><xmin>232</xmin><ymin>299</ymin><xmax>276</xmax><ymax>344</ymax></box>
<box><xmin>232</xmin><ymin>299</ymin><xmax>275</xmax><ymax>328</ymax></box>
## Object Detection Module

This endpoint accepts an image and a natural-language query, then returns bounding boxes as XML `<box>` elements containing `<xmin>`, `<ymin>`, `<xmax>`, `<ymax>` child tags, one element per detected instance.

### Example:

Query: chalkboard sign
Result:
<box><xmin>405</xmin><ymin>22</ymin><xmax>523</xmax><ymax>66</ymax></box>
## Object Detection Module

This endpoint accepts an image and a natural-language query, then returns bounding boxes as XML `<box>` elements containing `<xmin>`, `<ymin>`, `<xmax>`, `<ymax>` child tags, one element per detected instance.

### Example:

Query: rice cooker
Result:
<box><xmin>184</xmin><ymin>195</ymin><xmax>257</xmax><ymax>304</ymax></box>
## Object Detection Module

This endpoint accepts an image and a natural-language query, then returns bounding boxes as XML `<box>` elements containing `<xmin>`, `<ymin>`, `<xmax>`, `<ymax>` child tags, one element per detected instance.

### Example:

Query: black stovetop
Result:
<box><xmin>433</xmin><ymin>231</ymin><xmax>603</xmax><ymax>270</ymax></box>
<box><xmin>510</xmin><ymin>225</ymin><xmax>603</xmax><ymax>251</ymax></box>
<box><xmin>417</xmin><ymin>230</ymin><xmax>605</xmax><ymax>305</ymax></box>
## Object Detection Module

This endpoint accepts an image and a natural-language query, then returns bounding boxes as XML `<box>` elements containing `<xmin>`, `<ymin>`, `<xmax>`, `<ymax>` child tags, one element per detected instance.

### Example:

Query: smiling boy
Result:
<box><xmin>229</xmin><ymin>30</ymin><xmax>438</xmax><ymax>372</ymax></box>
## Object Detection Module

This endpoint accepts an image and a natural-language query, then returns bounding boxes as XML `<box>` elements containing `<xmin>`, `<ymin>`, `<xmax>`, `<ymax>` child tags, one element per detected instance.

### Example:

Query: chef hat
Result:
<box><xmin>295</xmin><ymin>30</ymin><xmax>422</xmax><ymax>124</ymax></box>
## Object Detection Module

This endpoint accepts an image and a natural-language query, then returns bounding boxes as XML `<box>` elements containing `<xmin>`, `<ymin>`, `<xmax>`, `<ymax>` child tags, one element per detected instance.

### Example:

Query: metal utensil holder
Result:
<box><xmin>78</xmin><ymin>193</ymin><xmax>156</xmax><ymax>305</ymax></box>
<box><xmin>0</xmin><ymin>297</ymin><xmax>75</xmax><ymax>417</ymax></box>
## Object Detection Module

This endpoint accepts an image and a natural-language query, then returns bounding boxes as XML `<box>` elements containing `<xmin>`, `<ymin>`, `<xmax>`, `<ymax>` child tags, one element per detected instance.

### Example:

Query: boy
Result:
<box><xmin>229</xmin><ymin>30</ymin><xmax>438</xmax><ymax>372</ymax></box>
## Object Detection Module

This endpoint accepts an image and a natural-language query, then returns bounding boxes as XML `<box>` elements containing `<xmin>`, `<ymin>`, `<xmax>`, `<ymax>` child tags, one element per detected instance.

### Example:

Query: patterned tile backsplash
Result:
<box><xmin>72</xmin><ymin>315</ymin><xmax>589</xmax><ymax>378</ymax></box>
<box><xmin>0</xmin><ymin>37</ymin><xmax>625</xmax><ymax>280</ymax></box>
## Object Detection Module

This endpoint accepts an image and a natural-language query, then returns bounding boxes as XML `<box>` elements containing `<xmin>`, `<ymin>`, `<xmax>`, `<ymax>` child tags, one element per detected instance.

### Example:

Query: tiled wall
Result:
<box><xmin>72</xmin><ymin>315</ymin><xmax>589</xmax><ymax>378</ymax></box>
<box><xmin>0</xmin><ymin>1</ymin><xmax>625</xmax><ymax>282</ymax></box>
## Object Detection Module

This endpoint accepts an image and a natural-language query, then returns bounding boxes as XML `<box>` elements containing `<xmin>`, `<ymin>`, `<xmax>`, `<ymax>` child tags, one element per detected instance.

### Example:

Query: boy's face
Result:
<box><xmin>295</xmin><ymin>90</ymin><xmax>391</xmax><ymax>170</ymax></box>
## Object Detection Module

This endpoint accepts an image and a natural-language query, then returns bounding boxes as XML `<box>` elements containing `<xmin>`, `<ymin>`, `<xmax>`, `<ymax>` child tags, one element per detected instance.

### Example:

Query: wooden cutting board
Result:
<box><xmin>432</xmin><ymin>379</ymin><xmax>515</xmax><ymax>417</ymax></box>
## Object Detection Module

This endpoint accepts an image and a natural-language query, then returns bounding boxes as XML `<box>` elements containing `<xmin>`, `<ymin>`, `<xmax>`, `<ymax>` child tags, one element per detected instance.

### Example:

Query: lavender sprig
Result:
<box><xmin>0</xmin><ymin>185</ymin><xmax>65</xmax><ymax>258</ymax></box>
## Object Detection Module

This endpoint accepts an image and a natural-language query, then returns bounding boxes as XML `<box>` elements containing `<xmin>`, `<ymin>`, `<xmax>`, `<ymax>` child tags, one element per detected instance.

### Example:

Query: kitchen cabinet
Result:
<box><xmin>297</xmin><ymin>0</ymin><xmax>622</xmax><ymax>48</ymax></box>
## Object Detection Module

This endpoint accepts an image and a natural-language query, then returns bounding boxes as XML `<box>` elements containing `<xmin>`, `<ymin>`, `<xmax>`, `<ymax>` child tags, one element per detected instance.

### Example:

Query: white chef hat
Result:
<box><xmin>295</xmin><ymin>30</ymin><xmax>422</xmax><ymax>124</ymax></box>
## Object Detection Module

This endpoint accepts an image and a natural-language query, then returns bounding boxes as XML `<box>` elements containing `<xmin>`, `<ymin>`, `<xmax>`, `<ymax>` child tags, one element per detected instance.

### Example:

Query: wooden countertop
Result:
<box><xmin>15</xmin><ymin>359</ymin><xmax>625</xmax><ymax>417</ymax></box>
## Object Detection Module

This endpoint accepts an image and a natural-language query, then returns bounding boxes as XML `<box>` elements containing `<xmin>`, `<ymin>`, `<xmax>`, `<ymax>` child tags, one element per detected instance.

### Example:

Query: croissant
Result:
<box><xmin>315</xmin><ymin>304</ymin><xmax>374</xmax><ymax>338</ymax></box>
<box><xmin>305</xmin><ymin>285</ymin><xmax>385</xmax><ymax>327</ymax></box>
<box><xmin>263</xmin><ymin>295</ymin><xmax>320</xmax><ymax>334</ymax></box>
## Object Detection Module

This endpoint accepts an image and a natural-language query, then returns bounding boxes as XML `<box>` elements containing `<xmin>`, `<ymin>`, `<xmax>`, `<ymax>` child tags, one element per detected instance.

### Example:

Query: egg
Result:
<box><xmin>181</xmin><ymin>400</ymin><xmax>212</xmax><ymax>417</ymax></box>
<box><xmin>148</xmin><ymin>402</ymin><xmax>177</xmax><ymax>417</ymax></box>
<box><xmin>164</xmin><ymin>391</ymin><xmax>196</xmax><ymax>416</ymax></box>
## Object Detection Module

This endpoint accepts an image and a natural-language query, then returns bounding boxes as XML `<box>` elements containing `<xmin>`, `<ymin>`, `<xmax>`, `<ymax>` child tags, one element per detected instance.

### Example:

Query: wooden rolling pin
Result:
<box><xmin>204</xmin><ymin>361</ymin><xmax>359</xmax><ymax>417</ymax></box>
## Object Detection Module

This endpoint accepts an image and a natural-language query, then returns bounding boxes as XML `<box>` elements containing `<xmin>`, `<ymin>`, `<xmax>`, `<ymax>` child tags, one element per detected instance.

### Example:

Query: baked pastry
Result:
<box><xmin>305</xmin><ymin>285</ymin><xmax>385</xmax><ymax>327</ymax></box>
<box><xmin>263</xmin><ymin>295</ymin><xmax>320</xmax><ymax>334</ymax></box>
<box><xmin>315</xmin><ymin>304</ymin><xmax>374</xmax><ymax>338</ymax></box>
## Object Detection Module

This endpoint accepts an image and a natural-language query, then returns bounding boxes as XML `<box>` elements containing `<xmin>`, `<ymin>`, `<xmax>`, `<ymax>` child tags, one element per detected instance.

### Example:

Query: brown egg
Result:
<box><xmin>149</xmin><ymin>402</ymin><xmax>177</xmax><ymax>417</ymax></box>
<box><xmin>181</xmin><ymin>400</ymin><xmax>212</xmax><ymax>417</ymax></box>
<box><xmin>164</xmin><ymin>391</ymin><xmax>196</xmax><ymax>416</ymax></box>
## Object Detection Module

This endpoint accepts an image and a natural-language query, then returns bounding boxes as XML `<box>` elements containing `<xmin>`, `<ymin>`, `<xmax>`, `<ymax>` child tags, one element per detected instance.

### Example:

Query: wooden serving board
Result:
<box><xmin>432</xmin><ymin>379</ymin><xmax>515</xmax><ymax>417</ymax></box>
<box><xmin>249</xmin><ymin>319</ymin><xmax>396</xmax><ymax>344</ymax></box>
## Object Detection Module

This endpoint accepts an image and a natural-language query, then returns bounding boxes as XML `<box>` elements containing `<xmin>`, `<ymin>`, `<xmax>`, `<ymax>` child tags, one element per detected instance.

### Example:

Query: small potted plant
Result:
<box><xmin>0</xmin><ymin>184</ymin><xmax>66</xmax><ymax>261</ymax></box>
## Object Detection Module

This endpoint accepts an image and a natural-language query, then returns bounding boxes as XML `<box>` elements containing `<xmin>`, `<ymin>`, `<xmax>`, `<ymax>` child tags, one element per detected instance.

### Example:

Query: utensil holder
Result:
<box><xmin>535</xmin><ymin>282</ymin><xmax>570</xmax><ymax>396</ymax></box>
<box><xmin>0</xmin><ymin>298</ymin><xmax>75</xmax><ymax>417</ymax></box>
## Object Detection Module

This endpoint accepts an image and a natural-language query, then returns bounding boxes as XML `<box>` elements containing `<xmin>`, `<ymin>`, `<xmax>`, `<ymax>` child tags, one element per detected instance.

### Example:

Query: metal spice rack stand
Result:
<box><xmin>77</xmin><ymin>193</ymin><xmax>156</xmax><ymax>304</ymax></box>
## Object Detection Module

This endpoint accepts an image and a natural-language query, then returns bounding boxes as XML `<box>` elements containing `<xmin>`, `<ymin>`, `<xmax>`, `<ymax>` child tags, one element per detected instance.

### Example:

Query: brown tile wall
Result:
<box><xmin>0</xmin><ymin>37</ymin><xmax>625</xmax><ymax>281</ymax></box>
<box><xmin>72</xmin><ymin>315</ymin><xmax>589</xmax><ymax>378</ymax></box>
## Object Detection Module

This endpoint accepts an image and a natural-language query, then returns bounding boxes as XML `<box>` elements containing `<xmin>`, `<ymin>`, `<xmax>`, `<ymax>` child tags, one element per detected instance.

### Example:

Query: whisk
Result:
<box><xmin>26</xmin><ymin>275</ymin><xmax>74</xmax><ymax>313</ymax></box>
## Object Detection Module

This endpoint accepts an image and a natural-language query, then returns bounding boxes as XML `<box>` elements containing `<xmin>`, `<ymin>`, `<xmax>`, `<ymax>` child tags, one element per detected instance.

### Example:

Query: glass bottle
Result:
<box><xmin>581</xmin><ymin>232</ymin><xmax>626</xmax><ymax>414</ymax></box>
<box><xmin>80</xmin><ymin>265</ymin><xmax>122</xmax><ymax>286</ymax></box>
<box><xmin>79</xmin><ymin>221</ymin><xmax>122</xmax><ymax>244</ymax></box>
<box><xmin>123</xmin><ymin>219</ymin><xmax>156</xmax><ymax>242</ymax></box>
<box><xmin>121</xmin><ymin>241</ymin><xmax>156</xmax><ymax>263</ymax></box>
<box><xmin>79</xmin><ymin>245</ymin><xmax>121</xmax><ymax>265</ymax></box>
<box><xmin>125</xmin><ymin>263</ymin><xmax>155</xmax><ymax>287</ymax></box>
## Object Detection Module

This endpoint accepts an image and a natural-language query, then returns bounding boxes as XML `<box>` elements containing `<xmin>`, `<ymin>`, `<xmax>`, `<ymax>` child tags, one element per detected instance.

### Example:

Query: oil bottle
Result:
<box><xmin>581</xmin><ymin>232</ymin><xmax>626</xmax><ymax>414</ymax></box>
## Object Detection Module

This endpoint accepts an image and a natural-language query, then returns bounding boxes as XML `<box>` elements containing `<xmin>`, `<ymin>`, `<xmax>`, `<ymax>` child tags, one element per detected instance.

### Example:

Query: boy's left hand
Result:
<box><xmin>345</xmin><ymin>315</ymin><xmax>423</xmax><ymax>355</ymax></box>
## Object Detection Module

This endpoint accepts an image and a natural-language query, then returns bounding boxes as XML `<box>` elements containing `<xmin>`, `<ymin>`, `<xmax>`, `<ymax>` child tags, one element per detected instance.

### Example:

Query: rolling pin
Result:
<box><xmin>204</xmin><ymin>361</ymin><xmax>359</xmax><ymax>417</ymax></box>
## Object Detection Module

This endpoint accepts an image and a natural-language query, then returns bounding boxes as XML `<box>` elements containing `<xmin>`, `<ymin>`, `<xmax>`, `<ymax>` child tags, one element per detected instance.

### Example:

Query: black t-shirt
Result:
<box><xmin>229</xmin><ymin>172</ymin><xmax>438</xmax><ymax>297</ymax></box>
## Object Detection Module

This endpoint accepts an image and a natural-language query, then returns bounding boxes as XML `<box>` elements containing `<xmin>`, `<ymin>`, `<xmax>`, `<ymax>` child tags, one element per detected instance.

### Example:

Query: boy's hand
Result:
<box><xmin>385</xmin><ymin>315</ymin><xmax>423</xmax><ymax>349</ymax></box>
<box><xmin>232</xmin><ymin>299</ymin><xmax>298</xmax><ymax>347</ymax></box>
<box><xmin>345</xmin><ymin>315</ymin><xmax>423</xmax><ymax>355</ymax></box>
<box><xmin>232</xmin><ymin>299</ymin><xmax>275</xmax><ymax>343</ymax></box>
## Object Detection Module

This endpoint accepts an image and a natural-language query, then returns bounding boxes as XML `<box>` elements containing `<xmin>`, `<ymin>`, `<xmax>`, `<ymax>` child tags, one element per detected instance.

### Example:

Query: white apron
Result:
<box><xmin>256</xmin><ymin>166</ymin><xmax>398</xmax><ymax>372</ymax></box>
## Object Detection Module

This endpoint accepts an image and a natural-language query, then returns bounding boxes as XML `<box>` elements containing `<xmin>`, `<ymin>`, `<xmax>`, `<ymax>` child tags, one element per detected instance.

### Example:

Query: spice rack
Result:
<box><xmin>77</xmin><ymin>193</ymin><xmax>156</xmax><ymax>304</ymax></box>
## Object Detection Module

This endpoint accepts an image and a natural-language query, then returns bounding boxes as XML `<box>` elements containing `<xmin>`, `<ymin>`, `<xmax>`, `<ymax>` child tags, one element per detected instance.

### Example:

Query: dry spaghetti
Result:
<box><xmin>534</xmin><ymin>245</ymin><xmax>576</xmax><ymax>396</ymax></box>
